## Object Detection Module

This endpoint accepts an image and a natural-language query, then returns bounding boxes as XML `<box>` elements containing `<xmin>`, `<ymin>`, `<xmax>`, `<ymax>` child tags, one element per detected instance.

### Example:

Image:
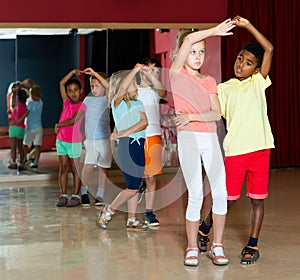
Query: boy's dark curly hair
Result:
<box><xmin>241</xmin><ymin>43</ymin><xmax>264</xmax><ymax>68</ymax></box>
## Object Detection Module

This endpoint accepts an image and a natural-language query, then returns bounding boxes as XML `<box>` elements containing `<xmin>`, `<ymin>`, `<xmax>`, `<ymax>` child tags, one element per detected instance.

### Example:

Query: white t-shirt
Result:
<box><xmin>137</xmin><ymin>86</ymin><xmax>162</xmax><ymax>137</ymax></box>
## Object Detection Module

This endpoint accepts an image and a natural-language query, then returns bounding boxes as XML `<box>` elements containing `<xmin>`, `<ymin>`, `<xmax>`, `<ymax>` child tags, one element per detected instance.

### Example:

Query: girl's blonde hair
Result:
<box><xmin>108</xmin><ymin>70</ymin><xmax>136</xmax><ymax>107</ymax></box>
<box><xmin>172</xmin><ymin>29</ymin><xmax>206</xmax><ymax>60</ymax></box>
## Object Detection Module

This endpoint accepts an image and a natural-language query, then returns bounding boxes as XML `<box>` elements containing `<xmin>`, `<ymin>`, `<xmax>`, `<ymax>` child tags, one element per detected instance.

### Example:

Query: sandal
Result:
<box><xmin>240</xmin><ymin>246</ymin><xmax>260</xmax><ymax>265</ymax></box>
<box><xmin>126</xmin><ymin>220</ymin><xmax>148</xmax><ymax>231</ymax></box>
<box><xmin>96</xmin><ymin>205</ymin><xmax>113</xmax><ymax>229</ymax></box>
<box><xmin>208</xmin><ymin>243</ymin><xmax>229</xmax><ymax>266</ymax></box>
<box><xmin>184</xmin><ymin>247</ymin><xmax>199</xmax><ymax>266</ymax></box>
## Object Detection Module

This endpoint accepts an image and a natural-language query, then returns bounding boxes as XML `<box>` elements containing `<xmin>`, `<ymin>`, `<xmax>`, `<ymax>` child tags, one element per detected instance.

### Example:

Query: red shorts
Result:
<box><xmin>225</xmin><ymin>149</ymin><xmax>270</xmax><ymax>200</ymax></box>
<box><xmin>144</xmin><ymin>136</ymin><xmax>163</xmax><ymax>176</ymax></box>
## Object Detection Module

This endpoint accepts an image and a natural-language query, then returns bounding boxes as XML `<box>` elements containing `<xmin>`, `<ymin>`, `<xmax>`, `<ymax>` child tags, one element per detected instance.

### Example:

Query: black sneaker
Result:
<box><xmin>95</xmin><ymin>197</ymin><xmax>105</xmax><ymax>206</ymax></box>
<box><xmin>81</xmin><ymin>194</ymin><xmax>91</xmax><ymax>207</ymax></box>
<box><xmin>198</xmin><ymin>229</ymin><xmax>210</xmax><ymax>253</ymax></box>
<box><xmin>17</xmin><ymin>164</ymin><xmax>26</xmax><ymax>171</ymax></box>
<box><xmin>138</xmin><ymin>181</ymin><xmax>147</xmax><ymax>204</ymax></box>
<box><xmin>8</xmin><ymin>163</ymin><xmax>17</xmax><ymax>169</ymax></box>
<box><xmin>144</xmin><ymin>211</ymin><xmax>160</xmax><ymax>227</ymax></box>
<box><xmin>240</xmin><ymin>246</ymin><xmax>260</xmax><ymax>265</ymax></box>
<box><xmin>30</xmin><ymin>163</ymin><xmax>38</xmax><ymax>169</ymax></box>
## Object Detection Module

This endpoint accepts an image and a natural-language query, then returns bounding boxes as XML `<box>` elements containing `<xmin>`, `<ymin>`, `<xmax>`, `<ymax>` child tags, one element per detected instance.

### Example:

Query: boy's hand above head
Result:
<box><xmin>233</xmin><ymin>16</ymin><xmax>250</xmax><ymax>27</ymax></box>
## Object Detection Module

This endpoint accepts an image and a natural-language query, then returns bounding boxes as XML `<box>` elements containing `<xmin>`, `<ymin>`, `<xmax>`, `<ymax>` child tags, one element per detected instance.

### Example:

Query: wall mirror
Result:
<box><xmin>0</xmin><ymin>24</ymin><xmax>221</xmax><ymax>175</ymax></box>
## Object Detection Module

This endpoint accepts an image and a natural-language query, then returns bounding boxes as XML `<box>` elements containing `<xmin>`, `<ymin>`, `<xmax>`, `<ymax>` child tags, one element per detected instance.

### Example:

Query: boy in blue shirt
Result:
<box><xmin>23</xmin><ymin>83</ymin><xmax>43</xmax><ymax>168</ymax></box>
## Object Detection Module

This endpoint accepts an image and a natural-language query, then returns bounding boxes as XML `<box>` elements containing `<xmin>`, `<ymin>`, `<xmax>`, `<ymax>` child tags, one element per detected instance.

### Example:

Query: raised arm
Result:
<box><xmin>59</xmin><ymin>69</ymin><xmax>81</xmax><ymax>102</ymax></box>
<box><xmin>110</xmin><ymin>111</ymin><xmax>148</xmax><ymax>140</ymax></box>
<box><xmin>83</xmin><ymin>67</ymin><xmax>109</xmax><ymax>95</ymax></box>
<box><xmin>114</xmin><ymin>63</ymin><xmax>143</xmax><ymax>106</ymax></box>
<box><xmin>141</xmin><ymin>67</ymin><xmax>167</xmax><ymax>98</ymax></box>
<box><xmin>20</xmin><ymin>78</ymin><xmax>37</xmax><ymax>89</ymax></box>
<box><xmin>233</xmin><ymin>15</ymin><xmax>273</xmax><ymax>78</ymax></box>
<box><xmin>170</xmin><ymin>19</ymin><xmax>235</xmax><ymax>78</ymax></box>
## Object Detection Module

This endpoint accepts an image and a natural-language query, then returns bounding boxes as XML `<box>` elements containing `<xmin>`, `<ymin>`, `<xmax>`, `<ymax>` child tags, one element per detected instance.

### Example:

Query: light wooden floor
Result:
<box><xmin>0</xmin><ymin>150</ymin><xmax>299</xmax><ymax>280</ymax></box>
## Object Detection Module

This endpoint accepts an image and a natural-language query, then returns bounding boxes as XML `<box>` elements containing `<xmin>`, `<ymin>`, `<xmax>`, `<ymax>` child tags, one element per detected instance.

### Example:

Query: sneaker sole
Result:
<box><xmin>81</xmin><ymin>203</ymin><xmax>91</xmax><ymax>207</ymax></box>
<box><xmin>95</xmin><ymin>203</ymin><xmax>105</xmax><ymax>207</ymax></box>
<box><xmin>145</xmin><ymin>221</ymin><xmax>160</xmax><ymax>227</ymax></box>
<box><xmin>66</xmin><ymin>203</ymin><xmax>81</xmax><ymax>207</ymax></box>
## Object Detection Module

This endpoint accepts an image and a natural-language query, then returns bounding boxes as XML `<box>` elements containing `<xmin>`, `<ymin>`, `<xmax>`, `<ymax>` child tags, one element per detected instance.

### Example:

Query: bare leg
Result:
<box><xmin>186</xmin><ymin>220</ymin><xmax>199</xmax><ymax>248</ymax></box>
<box><xmin>127</xmin><ymin>192</ymin><xmax>139</xmax><ymax>219</ymax></box>
<box><xmin>145</xmin><ymin>175</ymin><xmax>155</xmax><ymax>210</ymax></box>
<box><xmin>81</xmin><ymin>163</ymin><xmax>94</xmax><ymax>186</ymax></box>
<box><xmin>23</xmin><ymin>145</ymin><xmax>29</xmax><ymax>162</ymax></box>
<box><xmin>17</xmin><ymin>139</ymin><xmax>25</xmax><ymax>164</ymax></box>
<box><xmin>249</xmin><ymin>198</ymin><xmax>264</xmax><ymax>238</ymax></box>
<box><xmin>59</xmin><ymin>155</ymin><xmax>69</xmax><ymax>194</ymax></box>
<box><xmin>212</xmin><ymin>213</ymin><xmax>226</xmax><ymax>244</ymax></box>
<box><xmin>34</xmin><ymin>145</ymin><xmax>41</xmax><ymax>163</ymax></box>
<box><xmin>10</xmin><ymin>137</ymin><xmax>17</xmax><ymax>163</ymax></box>
<box><xmin>110</xmin><ymin>189</ymin><xmax>138</xmax><ymax>213</ymax></box>
<box><xmin>70</xmin><ymin>157</ymin><xmax>81</xmax><ymax>195</ymax></box>
<box><xmin>99</xmin><ymin>167</ymin><xmax>109</xmax><ymax>189</ymax></box>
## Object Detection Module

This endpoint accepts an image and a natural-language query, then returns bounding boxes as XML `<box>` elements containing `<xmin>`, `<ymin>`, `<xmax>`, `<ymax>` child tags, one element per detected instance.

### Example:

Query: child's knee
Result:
<box><xmin>250</xmin><ymin>198</ymin><xmax>264</xmax><ymax>208</ymax></box>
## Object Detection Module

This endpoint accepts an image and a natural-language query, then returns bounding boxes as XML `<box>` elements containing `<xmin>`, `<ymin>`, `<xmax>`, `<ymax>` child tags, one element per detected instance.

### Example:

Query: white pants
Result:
<box><xmin>178</xmin><ymin>131</ymin><xmax>227</xmax><ymax>221</ymax></box>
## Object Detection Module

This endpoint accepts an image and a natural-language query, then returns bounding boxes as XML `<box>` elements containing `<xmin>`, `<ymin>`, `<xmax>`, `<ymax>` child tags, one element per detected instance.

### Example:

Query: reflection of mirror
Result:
<box><xmin>0</xmin><ymin>26</ymin><xmax>221</xmax><ymax>174</ymax></box>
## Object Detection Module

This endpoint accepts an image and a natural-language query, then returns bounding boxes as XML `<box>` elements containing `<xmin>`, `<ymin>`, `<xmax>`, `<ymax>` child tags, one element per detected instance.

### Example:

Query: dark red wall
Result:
<box><xmin>0</xmin><ymin>0</ymin><xmax>228</xmax><ymax>24</ymax></box>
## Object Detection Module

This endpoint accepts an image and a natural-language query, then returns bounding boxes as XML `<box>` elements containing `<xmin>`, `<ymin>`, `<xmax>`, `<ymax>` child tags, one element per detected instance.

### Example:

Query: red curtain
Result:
<box><xmin>222</xmin><ymin>0</ymin><xmax>300</xmax><ymax>168</ymax></box>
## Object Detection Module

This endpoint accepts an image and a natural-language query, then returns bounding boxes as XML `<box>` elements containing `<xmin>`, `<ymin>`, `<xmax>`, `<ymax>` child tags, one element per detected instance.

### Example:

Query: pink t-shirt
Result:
<box><xmin>170</xmin><ymin>68</ymin><xmax>217</xmax><ymax>133</ymax></box>
<box><xmin>10</xmin><ymin>102</ymin><xmax>27</xmax><ymax>128</ymax></box>
<box><xmin>57</xmin><ymin>98</ymin><xmax>86</xmax><ymax>143</ymax></box>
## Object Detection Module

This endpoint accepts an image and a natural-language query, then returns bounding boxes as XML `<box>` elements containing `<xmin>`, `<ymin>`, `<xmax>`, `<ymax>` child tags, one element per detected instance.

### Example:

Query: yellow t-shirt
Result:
<box><xmin>218</xmin><ymin>73</ymin><xmax>274</xmax><ymax>156</ymax></box>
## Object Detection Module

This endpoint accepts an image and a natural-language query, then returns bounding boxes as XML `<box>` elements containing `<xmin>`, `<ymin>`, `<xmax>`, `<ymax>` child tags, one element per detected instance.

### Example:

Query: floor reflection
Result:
<box><xmin>0</xmin><ymin>159</ymin><xmax>300</xmax><ymax>279</ymax></box>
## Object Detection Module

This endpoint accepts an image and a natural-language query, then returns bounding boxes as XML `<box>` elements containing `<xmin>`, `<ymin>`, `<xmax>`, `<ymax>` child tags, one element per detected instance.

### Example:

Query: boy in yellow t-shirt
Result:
<box><xmin>198</xmin><ymin>15</ymin><xmax>274</xmax><ymax>265</ymax></box>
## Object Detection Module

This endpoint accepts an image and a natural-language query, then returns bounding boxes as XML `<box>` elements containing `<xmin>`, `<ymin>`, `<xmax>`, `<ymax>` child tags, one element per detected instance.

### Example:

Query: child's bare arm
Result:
<box><xmin>54</xmin><ymin>109</ymin><xmax>84</xmax><ymax>133</ymax></box>
<box><xmin>83</xmin><ymin>67</ymin><xmax>109</xmax><ymax>94</ymax></box>
<box><xmin>233</xmin><ymin>15</ymin><xmax>273</xmax><ymax>78</ymax></box>
<box><xmin>111</xmin><ymin>111</ymin><xmax>148</xmax><ymax>139</ymax></box>
<box><xmin>59</xmin><ymin>69</ymin><xmax>82</xmax><ymax>102</ymax></box>
<box><xmin>114</xmin><ymin>64</ymin><xmax>143</xmax><ymax>106</ymax></box>
<box><xmin>170</xmin><ymin>18</ymin><xmax>235</xmax><ymax>78</ymax></box>
<box><xmin>142</xmin><ymin>67</ymin><xmax>167</xmax><ymax>98</ymax></box>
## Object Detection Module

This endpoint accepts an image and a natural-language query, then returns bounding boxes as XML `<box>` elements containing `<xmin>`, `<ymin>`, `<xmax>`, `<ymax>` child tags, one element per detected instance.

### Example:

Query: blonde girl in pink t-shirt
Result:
<box><xmin>170</xmin><ymin>19</ymin><xmax>235</xmax><ymax>267</ymax></box>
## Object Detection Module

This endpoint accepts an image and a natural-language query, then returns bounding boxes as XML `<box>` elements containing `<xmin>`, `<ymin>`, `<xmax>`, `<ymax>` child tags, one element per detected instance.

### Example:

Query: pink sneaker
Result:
<box><xmin>56</xmin><ymin>195</ymin><xmax>68</xmax><ymax>207</ymax></box>
<box><xmin>66</xmin><ymin>196</ymin><xmax>81</xmax><ymax>207</ymax></box>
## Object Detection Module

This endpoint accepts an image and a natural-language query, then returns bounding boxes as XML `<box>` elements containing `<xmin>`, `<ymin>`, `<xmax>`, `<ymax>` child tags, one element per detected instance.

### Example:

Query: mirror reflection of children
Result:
<box><xmin>8</xmin><ymin>89</ymin><xmax>28</xmax><ymax>171</ymax></box>
<box><xmin>55</xmin><ymin>69</ymin><xmax>86</xmax><ymax>207</ymax></box>
<box><xmin>97</xmin><ymin>64</ymin><xmax>148</xmax><ymax>231</ymax></box>
<box><xmin>23</xmin><ymin>83</ymin><xmax>43</xmax><ymax>169</ymax></box>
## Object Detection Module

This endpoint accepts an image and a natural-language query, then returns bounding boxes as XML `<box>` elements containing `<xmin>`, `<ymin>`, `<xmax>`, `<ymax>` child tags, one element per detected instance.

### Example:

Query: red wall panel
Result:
<box><xmin>0</xmin><ymin>0</ymin><xmax>228</xmax><ymax>24</ymax></box>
